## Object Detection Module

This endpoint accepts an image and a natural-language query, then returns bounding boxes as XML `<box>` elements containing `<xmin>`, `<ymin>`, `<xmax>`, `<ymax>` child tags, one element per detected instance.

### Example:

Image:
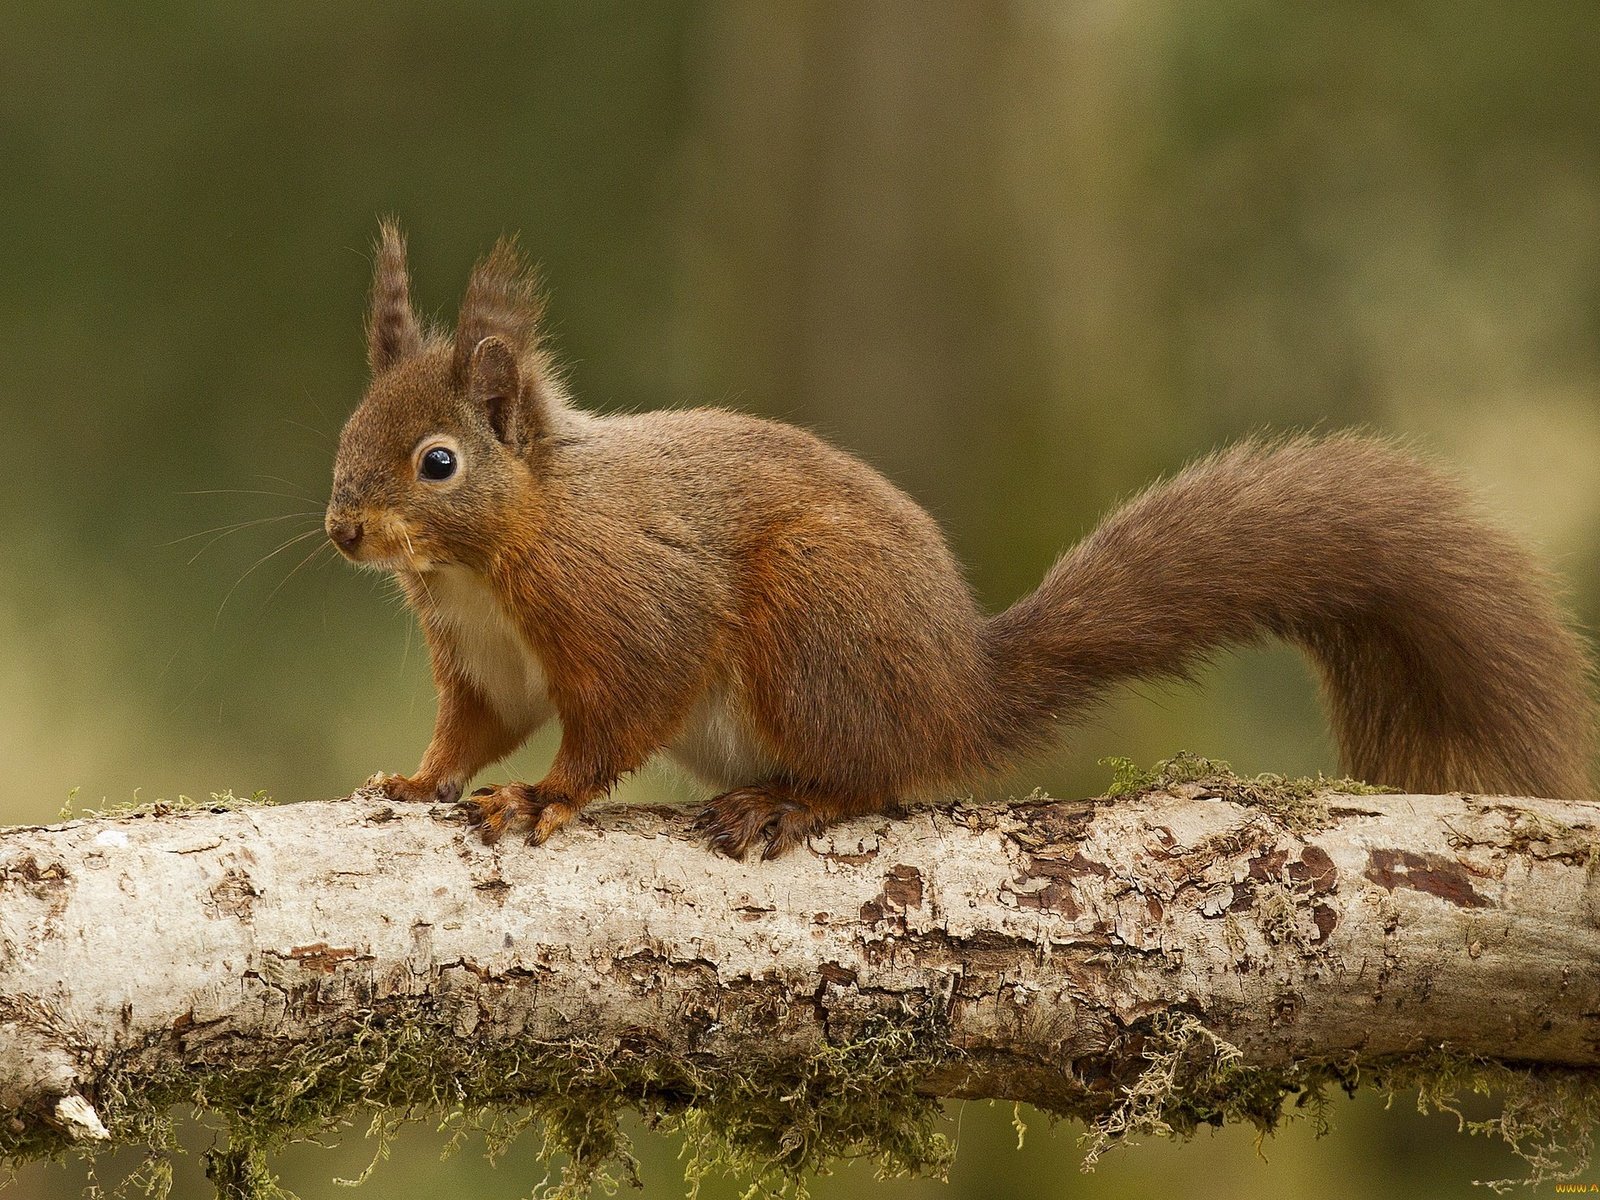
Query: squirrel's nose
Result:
<box><xmin>327</xmin><ymin>519</ymin><xmax>364</xmax><ymax>553</ymax></box>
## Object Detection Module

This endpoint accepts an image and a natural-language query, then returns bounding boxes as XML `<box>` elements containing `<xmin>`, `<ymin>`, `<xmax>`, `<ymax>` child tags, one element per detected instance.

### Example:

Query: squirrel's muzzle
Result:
<box><xmin>326</xmin><ymin>518</ymin><xmax>364</xmax><ymax>556</ymax></box>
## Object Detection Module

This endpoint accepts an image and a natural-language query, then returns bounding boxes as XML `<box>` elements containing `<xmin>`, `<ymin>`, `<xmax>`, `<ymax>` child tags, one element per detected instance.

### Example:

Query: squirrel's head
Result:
<box><xmin>326</xmin><ymin>221</ymin><xmax>562</xmax><ymax>574</ymax></box>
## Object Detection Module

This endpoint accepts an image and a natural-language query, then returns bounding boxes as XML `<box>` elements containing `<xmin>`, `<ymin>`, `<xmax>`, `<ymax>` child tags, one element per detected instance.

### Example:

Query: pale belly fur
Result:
<box><xmin>427</xmin><ymin>566</ymin><xmax>554</xmax><ymax>732</ymax></box>
<box><xmin>666</xmin><ymin>680</ymin><xmax>779</xmax><ymax>789</ymax></box>
<box><xmin>425</xmin><ymin>566</ymin><xmax>774</xmax><ymax>788</ymax></box>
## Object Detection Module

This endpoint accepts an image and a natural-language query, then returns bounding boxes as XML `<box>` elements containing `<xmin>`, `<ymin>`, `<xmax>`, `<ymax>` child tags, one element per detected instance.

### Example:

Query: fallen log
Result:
<box><xmin>2</xmin><ymin>761</ymin><xmax>1598</xmax><ymax>1195</ymax></box>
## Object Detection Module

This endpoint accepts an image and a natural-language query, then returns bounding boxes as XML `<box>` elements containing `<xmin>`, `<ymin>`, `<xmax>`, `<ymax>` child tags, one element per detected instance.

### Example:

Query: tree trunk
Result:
<box><xmin>2</xmin><ymin>772</ymin><xmax>1598</xmax><ymax>1190</ymax></box>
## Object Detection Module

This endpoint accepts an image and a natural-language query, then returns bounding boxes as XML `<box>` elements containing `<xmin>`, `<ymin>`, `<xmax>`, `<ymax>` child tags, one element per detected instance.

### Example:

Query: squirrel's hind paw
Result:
<box><xmin>697</xmin><ymin>786</ymin><xmax>825</xmax><ymax>861</ymax></box>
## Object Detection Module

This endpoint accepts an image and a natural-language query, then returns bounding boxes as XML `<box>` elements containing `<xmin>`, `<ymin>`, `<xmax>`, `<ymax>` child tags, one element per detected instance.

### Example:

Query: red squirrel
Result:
<box><xmin>326</xmin><ymin>222</ymin><xmax>1597</xmax><ymax>859</ymax></box>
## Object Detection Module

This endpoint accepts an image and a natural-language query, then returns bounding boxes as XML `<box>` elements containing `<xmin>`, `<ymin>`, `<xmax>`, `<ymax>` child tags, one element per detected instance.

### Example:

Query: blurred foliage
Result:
<box><xmin>3</xmin><ymin>1</ymin><xmax>1599</xmax><ymax>1197</ymax></box>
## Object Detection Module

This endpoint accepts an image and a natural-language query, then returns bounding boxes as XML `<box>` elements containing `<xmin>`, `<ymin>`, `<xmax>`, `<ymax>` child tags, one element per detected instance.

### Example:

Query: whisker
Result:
<box><xmin>281</xmin><ymin>416</ymin><xmax>335</xmax><ymax>446</ymax></box>
<box><xmin>400</xmin><ymin>531</ymin><xmax>443</xmax><ymax>607</ymax></box>
<box><xmin>400</xmin><ymin>599</ymin><xmax>414</xmax><ymax>681</ymax></box>
<box><xmin>188</xmin><ymin>518</ymin><xmax>320</xmax><ymax>566</ymax></box>
<box><xmin>300</xmin><ymin>384</ymin><xmax>337</xmax><ymax>420</ymax></box>
<box><xmin>252</xmin><ymin>474</ymin><xmax>325</xmax><ymax>505</ymax></box>
<box><xmin>373</xmin><ymin>573</ymin><xmax>416</xmax><ymax>617</ymax></box>
<box><xmin>164</xmin><ymin>653</ymin><xmax>215</xmax><ymax>725</ymax></box>
<box><xmin>166</xmin><ymin>511</ymin><xmax>315</xmax><ymax>546</ymax></box>
<box><xmin>180</xmin><ymin>488</ymin><xmax>318</xmax><ymax>504</ymax></box>
<box><xmin>167</xmin><ymin>512</ymin><xmax>320</xmax><ymax>560</ymax></box>
<box><xmin>261</xmin><ymin>539</ymin><xmax>336</xmax><ymax>611</ymax></box>
<box><xmin>408</xmin><ymin>555</ymin><xmax>439</xmax><ymax>614</ymax></box>
<box><xmin>214</xmin><ymin>528</ymin><xmax>327</xmax><ymax>627</ymax></box>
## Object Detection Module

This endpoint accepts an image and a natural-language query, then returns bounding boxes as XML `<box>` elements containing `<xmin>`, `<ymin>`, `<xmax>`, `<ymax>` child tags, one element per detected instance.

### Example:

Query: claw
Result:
<box><xmin>528</xmin><ymin>800</ymin><xmax>578</xmax><ymax>846</ymax></box>
<box><xmin>698</xmin><ymin>786</ymin><xmax>817</xmax><ymax>861</ymax></box>
<box><xmin>459</xmin><ymin>784</ymin><xmax>577</xmax><ymax>847</ymax></box>
<box><xmin>461</xmin><ymin>787</ymin><xmax>517</xmax><ymax>842</ymax></box>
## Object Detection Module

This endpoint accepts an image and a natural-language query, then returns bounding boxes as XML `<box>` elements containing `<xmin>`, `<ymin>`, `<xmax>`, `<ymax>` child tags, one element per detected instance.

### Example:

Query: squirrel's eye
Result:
<box><xmin>420</xmin><ymin>447</ymin><xmax>457</xmax><ymax>481</ymax></box>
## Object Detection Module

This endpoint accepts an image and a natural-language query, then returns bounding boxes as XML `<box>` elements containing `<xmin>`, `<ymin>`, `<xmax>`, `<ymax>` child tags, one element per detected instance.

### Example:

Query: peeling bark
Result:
<box><xmin>1</xmin><ymin>783</ymin><xmax>1598</xmax><ymax>1164</ymax></box>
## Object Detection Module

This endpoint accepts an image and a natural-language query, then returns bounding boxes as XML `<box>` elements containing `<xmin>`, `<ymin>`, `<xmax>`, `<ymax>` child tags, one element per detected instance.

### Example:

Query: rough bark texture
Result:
<box><xmin>2</xmin><ymin>773</ymin><xmax>1599</xmax><ymax>1186</ymax></box>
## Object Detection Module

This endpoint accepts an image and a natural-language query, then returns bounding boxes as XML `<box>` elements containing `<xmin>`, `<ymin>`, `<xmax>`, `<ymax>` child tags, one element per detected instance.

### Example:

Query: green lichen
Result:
<box><xmin>1405</xmin><ymin>1056</ymin><xmax>1600</xmax><ymax>1193</ymax></box>
<box><xmin>19</xmin><ymin>995</ymin><xmax>1596</xmax><ymax>1199</ymax></box>
<box><xmin>1100</xmin><ymin>751</ymin><xmax>1396</xmax><ymax>833</ymax></box>
<box><xmin>1079</xmin><ymin>1011</ymin><xmax>1321</xmax><ymax>1169</ymax></box>
<box><xmin>28</xmin><ymin>1001</ymin><xmax>953</xmax><ymax>1200</ymax></box>
<box><xmin>1250</xmin><ymin>881</ymin><xmax>1311</xmax><ymax>950</ymax></box>
<box><xmin>1467</xmin><ymin>808</ymin><xmax>1599</xmax><ymax>866</ymax></box>
<box><xmin>60</xmin><ymin>789</ymin><xmax>276</xmax><ymax>822</ymax></box>
<box><xmin>1078</xmin><ymin>1014</ymin><xmax>1600</xmax><ymax>1190</ymax></box>
<box><xmin>1101</xmin><ymin>752</ymin><xmax>1235</xmax><ymax>798</ymax></box>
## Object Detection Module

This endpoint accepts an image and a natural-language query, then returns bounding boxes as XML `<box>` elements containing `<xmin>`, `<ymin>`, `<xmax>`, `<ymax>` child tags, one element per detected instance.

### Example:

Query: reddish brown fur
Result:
<box><xmin>329</xmin><ymin>225</ymin><xmax>1597</xmax><ymax>859</ymax></box>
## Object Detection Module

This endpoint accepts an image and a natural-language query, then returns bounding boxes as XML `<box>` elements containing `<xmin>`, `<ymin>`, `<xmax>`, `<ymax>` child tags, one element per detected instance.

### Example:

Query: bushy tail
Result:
<box><xmin>983</xmin><ymin>434</ymin><xmax>1596</xmax><ymax>798</ymax></box>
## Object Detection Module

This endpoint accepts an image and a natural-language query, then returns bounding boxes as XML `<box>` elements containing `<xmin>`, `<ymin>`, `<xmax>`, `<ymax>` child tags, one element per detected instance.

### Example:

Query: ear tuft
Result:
<box><xmin>452</xmin><ymin>236</ymin><xmax>543</xmax><ymax>384</ymax></box>
<box><xmin>366</xmin><ymin>218</ymin><xmax>423</xmax><ymax>375</ymax></box>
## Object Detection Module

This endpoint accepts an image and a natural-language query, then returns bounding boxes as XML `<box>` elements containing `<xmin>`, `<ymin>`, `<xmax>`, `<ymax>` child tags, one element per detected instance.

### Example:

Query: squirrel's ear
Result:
<box><xmin>455</xmin><ymin>238</ymin><xmax>552</xmax><ymax>451</ymax></box>
<box><xmin>453</xmin><ymin>236</ymin><xmax>542</xmax><ymax>379</ymax></box>
<box><xmin>367</xmin><ymin>219</ymin><xmax>423</xmax><ymax>375</ymax></box>
<box><xmin>467</xmin><ymin>336</ymin><xmax>536</xmax><ymax>448</ymax></box>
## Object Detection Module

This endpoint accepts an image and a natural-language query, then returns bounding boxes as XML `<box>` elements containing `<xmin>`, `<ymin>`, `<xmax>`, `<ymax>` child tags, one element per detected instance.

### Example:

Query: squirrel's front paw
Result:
<box><xmin>461</xmin><ymin>783</ymin><xmax>578</xmax><ymax>846</ymax></box>
<box><xmin>365</xmin><ymin>772</ymin><xmax>462</xmax><ymax>805</ymax></box>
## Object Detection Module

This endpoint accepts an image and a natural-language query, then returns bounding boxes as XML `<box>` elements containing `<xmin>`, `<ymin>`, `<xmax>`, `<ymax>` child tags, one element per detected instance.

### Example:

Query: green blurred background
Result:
<box><xmin>6</xmin><ymin>2</ymin><xmax>1599</xmax><ymax>1196</ymax></box>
